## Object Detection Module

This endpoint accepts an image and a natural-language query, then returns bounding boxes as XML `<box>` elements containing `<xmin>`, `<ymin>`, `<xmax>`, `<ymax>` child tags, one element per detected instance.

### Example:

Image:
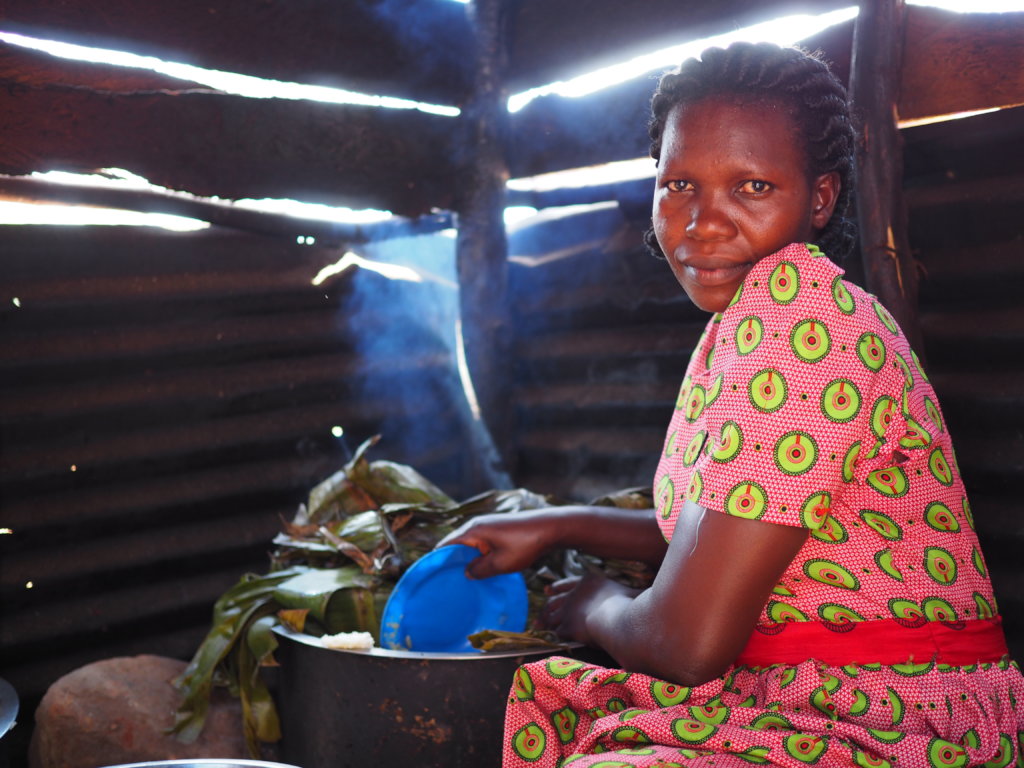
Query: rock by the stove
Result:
<box><xmin>30</xmin><ymin>655</ymin><xmax>256</xmax><ymax>768</ymax></box>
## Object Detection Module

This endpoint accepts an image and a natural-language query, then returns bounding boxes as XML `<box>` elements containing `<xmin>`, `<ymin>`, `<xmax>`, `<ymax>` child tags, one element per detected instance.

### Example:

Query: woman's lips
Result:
<box><xmin>682</xmin><ymin>261</ymin><xmax>752</xmax><ymax>287</ymax></box>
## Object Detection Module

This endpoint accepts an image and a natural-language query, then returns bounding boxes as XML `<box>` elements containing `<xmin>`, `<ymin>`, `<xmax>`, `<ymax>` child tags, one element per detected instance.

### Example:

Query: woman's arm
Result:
<box><xmin>437</xmin><ymin>505</ymin><xmax>668</xmax><ymax>577</ymax></box>
<box><xmin>548</xmin><ymin>502</ymin><xmax>807</xmax><ymax>686</ymax></box>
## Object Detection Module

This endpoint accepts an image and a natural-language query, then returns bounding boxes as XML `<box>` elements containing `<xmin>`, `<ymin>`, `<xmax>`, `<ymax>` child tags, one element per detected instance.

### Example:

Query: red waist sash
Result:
<box><xmin>735</xmin><ymin>617</ymin><xmax>1009</xmax><ymax>667</ymax></box>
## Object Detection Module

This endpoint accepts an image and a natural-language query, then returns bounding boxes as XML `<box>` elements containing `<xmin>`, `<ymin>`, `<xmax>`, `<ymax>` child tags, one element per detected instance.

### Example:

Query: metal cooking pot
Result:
<box><xmin>273</xmin><ymin>627</ymin><xmax>586</xmax><ymax>768</ymax></box>
<box><xmin>102</xmin><ymin>762</ymin><xmax>300</xmax><ymax>768</ymax></box>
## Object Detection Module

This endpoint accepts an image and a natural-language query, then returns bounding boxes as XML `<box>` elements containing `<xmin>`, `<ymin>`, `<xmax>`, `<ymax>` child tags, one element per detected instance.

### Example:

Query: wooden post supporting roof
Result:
<box><xmin>850</xmin><ymin>0</ymin><xmax>924</xmax><ymax>352</ymax></box>
<box><xmin>454</xmin><ymin>0</ymin><xmax>515</xmax><ymax>490</ymax></box>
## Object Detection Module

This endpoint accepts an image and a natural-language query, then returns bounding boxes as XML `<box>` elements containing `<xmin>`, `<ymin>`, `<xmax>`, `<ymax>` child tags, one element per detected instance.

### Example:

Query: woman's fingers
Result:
<box><xmin>540</xmin><ymin>593</ymin><xmax>566</xmax><ymax>629</ymax></box>
<box><xmin>436</xmin><ymin>524</ymin><xmax>485</xmax><ymax>551</ymax></box>
<box><xmin>464</xmin><ymin>551</ymin><xmax>504</xmax><ymax>580</ymax></box>
<box><xmin>547</xmin><ymin>576</ymin><xmax>581</xmax><ymax>595</ymax></box>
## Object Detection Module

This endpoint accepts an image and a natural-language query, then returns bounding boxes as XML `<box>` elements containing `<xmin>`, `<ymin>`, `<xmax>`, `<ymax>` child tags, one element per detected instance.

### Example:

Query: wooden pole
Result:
<box><xmin>455</xmin><ymin>0</ymin><xmax>515</xmax><ymax>490</ymax></box>
<box><xmin>850</xmin><ymin>0</ymin><xmax>924</xmax><ymax>352</ymax></box>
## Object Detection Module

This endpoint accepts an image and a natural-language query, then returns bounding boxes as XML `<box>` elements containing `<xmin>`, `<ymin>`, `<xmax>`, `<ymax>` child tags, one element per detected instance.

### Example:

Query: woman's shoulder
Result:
<box><xmin>723</xmin><ymin>243</ymin><xmax>873</xmax><ymax>333</ymax></box>
<box><xmin>714</xmin><ymin>244</ymin><xmax>902</xmax><ymax>388</ymax></box>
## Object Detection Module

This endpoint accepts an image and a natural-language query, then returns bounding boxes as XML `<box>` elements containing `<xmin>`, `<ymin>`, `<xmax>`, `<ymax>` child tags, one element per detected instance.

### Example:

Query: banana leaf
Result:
<box><xmin>238</xmin><ymin>616</ymin><xmax>282</xmax><ymax>754</ymax></box>
<box><xmin>444</xmin><ymin>488</ymin><xmax>551</xmax><ymax>519</ymax></box>
<box><xmin>337</xmin><ymin>509</ymin><xmax>388</xmax><ymax>551</ymax></box>
<box><xmin>468</xmin><ymin>629</ymin><xmax>564</xmax><ymax>652</ymax></box>
<box><xmin>178</xmin><ymin>432</ymin><xmax>660</xmax><ymax>755</ymax></box>
<box><xmin>307</xmin><ymin>436</ymin><xmax>455</xmax><ymax>523</ymax></box>
<box><xmin>589</xmin><ymin>486</ymin><xmax>654</xmax><ymax>509</ymax></box>
<box><xmin>171</xmin><ymin>567</ymin><xmax>306</xmax><ymax>743</ymax></box>
<box><xmin>306</xmin><ymin>437</ymin><xmax>381</xmax><ymax>522</ymax></box>
<box><xmin>270</xmin><ymin>533</ymin><xmax>336</xmax><ymax>555</ymax></box>
<box><xmin>355</xmin><ymin>459</ymin><xmax>456</xmax><ymax>509</ymax></box>
<box><xmin>271</xmin><ymin>566</ymin><xmax>389</xmax><ymax>639</ymax></box>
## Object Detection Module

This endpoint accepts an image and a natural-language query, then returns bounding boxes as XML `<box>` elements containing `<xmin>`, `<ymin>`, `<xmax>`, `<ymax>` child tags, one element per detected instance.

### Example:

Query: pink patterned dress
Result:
<box><xmin>503</xmin><ymin>243</ymin><xmax>1024</xmax><ymax>768</ymax></box>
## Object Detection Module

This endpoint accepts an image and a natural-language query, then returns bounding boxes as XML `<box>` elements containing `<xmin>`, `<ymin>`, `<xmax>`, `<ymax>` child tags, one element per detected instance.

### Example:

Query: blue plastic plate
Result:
<box><xmin>379</xmin><ymin>544</ymin><xmax>528</xmax><ymax>652</ymax></box>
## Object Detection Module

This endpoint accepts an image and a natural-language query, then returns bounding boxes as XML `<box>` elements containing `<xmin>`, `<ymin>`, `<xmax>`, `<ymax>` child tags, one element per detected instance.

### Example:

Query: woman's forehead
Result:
<box><xmin>661</xmin><ymin>97</ymin><xmax>806</xmax><ymax>169</ymax></box>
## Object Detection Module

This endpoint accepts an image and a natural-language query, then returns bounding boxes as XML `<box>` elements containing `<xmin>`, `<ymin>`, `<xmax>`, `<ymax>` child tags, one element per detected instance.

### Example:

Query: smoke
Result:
<box><xmin>334</xmin><ymin>231</ymin><xmax>512</xmax><ymax>496</ymax></box>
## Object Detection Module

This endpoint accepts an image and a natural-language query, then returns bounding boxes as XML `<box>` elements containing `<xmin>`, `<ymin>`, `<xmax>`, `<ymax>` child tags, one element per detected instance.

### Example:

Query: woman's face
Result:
<box><xmin>652</xmin><ymin>97</ymin><xmax>839</xmax><ymax>313</ymax></box>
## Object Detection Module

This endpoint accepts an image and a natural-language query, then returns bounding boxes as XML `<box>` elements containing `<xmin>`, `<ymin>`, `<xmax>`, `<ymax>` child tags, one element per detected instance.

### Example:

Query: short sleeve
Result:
<box><xmin>685</xmin><ymin>247</ymin><xmax>900</xmax><ymax>530</ymax></box>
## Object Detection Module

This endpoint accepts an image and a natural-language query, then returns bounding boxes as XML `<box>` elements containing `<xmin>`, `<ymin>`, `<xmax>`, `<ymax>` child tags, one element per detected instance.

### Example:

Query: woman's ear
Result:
<box><xmin>810</xmin><ymin>171</ymin><xmax>841</xmax><ymax>231</ymax></box>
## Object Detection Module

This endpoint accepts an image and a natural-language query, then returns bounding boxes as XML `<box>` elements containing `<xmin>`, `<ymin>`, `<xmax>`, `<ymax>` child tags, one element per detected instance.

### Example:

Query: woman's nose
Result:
<box><xmin>685</xmin><ymin>201</ymin><xmax>734</xmax><ymax>241</ymax></box>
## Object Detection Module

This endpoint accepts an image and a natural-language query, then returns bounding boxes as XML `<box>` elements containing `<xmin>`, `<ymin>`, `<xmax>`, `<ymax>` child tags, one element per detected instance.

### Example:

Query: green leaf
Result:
<box><xmin>171</xmin><ymin>567</ymin><xmax>305</xmax><ymax>743</ymax></box>
<box><xmin>337</xmin><ymin>509</ymin><xmax>387</xmax><ymax>551</ymax></box>
<box><xmin>270</xmin><ymin>533</ymin><xmax>337</xmax><ymax>554</ymax></box>
<box><xmin>306</xmin><ymin>436</ymin><xmax>381</xmax><ymax>523</ymax></box>
<box><xmin>363</xmin><ymin>460</ymin><xmax>456</xmax><ymax>507</ymax></box>
<box><xmin>247</xmin><ymin>615</ymin><xmax>280</xmax><ymax>668</ymax></box>
<box><xmin>444</xmin><ymin>488</ymin><xmax>551</xmax><ymax>519</ymax></box>
<box><xmin>235</xmin><ymin>623</ymin><xmax>281</xmax><ymax>755</ymax></box>
<box><xmin>272</xmin><ymin>567</ymin><xmax>387</xmax><ymax>637</ymax></box>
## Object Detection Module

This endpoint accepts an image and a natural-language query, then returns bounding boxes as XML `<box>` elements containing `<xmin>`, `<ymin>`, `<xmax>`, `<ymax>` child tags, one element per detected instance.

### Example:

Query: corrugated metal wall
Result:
<box><xmin>907</xmin><ymin>105</ymin><xmax>1024</xmax><ymax>662</ymax></box>
<box><xmin>0</xmin><ymin>225</ymin><xmax>473</xmax><ymax>749</ymax></box>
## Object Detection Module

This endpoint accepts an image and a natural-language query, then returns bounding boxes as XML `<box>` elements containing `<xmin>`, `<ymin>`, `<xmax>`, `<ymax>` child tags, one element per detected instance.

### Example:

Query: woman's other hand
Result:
<box><xmin>541</xmin><ymin>572</ymin><xmax>639</xmax><ymax>646</ymax></box>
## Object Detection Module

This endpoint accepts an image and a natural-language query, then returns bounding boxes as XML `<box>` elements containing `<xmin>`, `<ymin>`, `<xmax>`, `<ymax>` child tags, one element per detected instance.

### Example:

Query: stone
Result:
<box><xmin>29</xmin><ymin>654</ymin><xmax>272</xmax><ymax>768</ymax></box>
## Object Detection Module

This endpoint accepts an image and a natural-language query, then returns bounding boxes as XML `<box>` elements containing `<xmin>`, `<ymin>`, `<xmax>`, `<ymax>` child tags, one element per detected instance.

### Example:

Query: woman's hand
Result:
<box><xmin>541</xmin><ymin>572</ymin><xmax>638</xmax><ymax>646</ymax></box>
<box><xmin>436</xmin><ymin>510</ymin><xmax>557</xmax><ymax>579</ymax></box>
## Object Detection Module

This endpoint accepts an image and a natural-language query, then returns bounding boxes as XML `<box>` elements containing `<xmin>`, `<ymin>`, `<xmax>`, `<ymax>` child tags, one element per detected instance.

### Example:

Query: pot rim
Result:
<box><xmin>100</xmin><ymin>761</ymin><xmax>301</xmax><ymax>768</ymax></box>
<box><xmin>272</xmin><ymin>624</ymin><xmax>578</xmax><ymax>661</ymax></box>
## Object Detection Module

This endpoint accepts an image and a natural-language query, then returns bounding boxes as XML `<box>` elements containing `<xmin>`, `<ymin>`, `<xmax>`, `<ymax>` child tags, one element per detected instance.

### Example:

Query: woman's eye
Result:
<box><xmin>666</xmin><ymin>180</ymin><xmax>692</xmax><ymax>192</ymax></box>
<box><xmin>740</xmin><ymin>180</ymin><xmax>772</xmax><ymax>194</ymax></box>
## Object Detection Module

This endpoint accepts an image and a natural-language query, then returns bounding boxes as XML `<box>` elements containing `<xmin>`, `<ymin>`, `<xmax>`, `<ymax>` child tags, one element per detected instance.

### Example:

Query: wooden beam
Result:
<box><xmin>900</xmin><ymin>7</ymin><xmax>1024</xmax><ymax>123</ymax></box>
<box><xmin>1</xmin><ymin>0</ymin><xmax>473</xmax><ymax>105</ymax></box>
<box><xmin>850</xmin><ymin>0</ymin><xmax>923</xmax><ymax>350</ymax></box>
<box><xmin>0</xmin><ymin>83</ymin><xmax>457</xmax><ymax>216</ymax></box>
<box><xmin>455</xmin><ymin>0</ymin><xmax>515</xmax><ymax>490</ymax></box>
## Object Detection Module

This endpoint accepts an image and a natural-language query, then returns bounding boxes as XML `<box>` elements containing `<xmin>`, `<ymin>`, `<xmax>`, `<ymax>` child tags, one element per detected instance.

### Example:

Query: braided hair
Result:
<box><xmin>644</xmin><ymin>42</ymin><xmax>856</xmax><ymax>260</ymax></box>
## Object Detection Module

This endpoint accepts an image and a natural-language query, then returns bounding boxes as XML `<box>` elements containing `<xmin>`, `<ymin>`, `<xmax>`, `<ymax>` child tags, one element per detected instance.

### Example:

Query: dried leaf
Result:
<box><xmin>318</xmin><ymin>526</ymin><xmax>376</xmax><ymax>573</ymax></box>
<box><xmin>306</xmin><ymin>436</ymin><xmax>382</xmax><ymax>522</ymax></box>
<box><xmin>337</xmin><ymin>509</ymin><xmax>387</xmax><ymax>551</ymax></box>
<box><xmin>468</xmin><ymin>629</ymin><xmax>565</xmax><ymax>652</ymax></box>
<box><xmin>280</xmin><ymin>516</ymin><xmax>319</xmax><ymax>538</ymax></box>
<box><xmin>276</xmin><ymin>608</ymin><xmax>308</xmax><ymax>633</ymax></box>
<box><xmin>359</xmin><ymin>460</ymin><xmax>456</xmax><ymax>508</ymax></box>
<box><xmin>589</xmin><ymin>486</ymin><xmax>654</xmax><ymax>510</ymax></box>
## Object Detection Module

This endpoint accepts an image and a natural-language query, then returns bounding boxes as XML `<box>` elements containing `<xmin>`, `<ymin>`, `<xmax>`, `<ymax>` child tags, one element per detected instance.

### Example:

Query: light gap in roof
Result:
<box><xmin>507</xmin><ymin>7</ymin><xmax>860</xmax><ymax>112</ymax></box>
<box><xmin>0</xmin><ymin>30</ymin><xmax>460</xmax><ymax>116</ymax></box>
<box><xmin>906</xmin><ymin>0</ymin><xmax>1024</xmax><ymax>9</ymax></box>
<box><xmin>21</xmin><ymin>169</ymin><xmax>394</xmax><ymax>226</ymax></box>
<box><xmin>0</xmin><ymin>201</ymin><xmax>208</xmax><ymax>230</ymax></box>
<box><xmin>507</xmin><ymin>0</ymin><xmax>1024</xmax><ymax>113</ymax></box>
<box><xmin>508</xmin><ymin>158</ymin><xmax>655</xmax><ymax>193</ymax></box>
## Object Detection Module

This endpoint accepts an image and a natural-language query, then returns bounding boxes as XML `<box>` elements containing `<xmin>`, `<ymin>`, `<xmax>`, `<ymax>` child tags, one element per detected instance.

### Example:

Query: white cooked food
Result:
<box><xmin>321</xmin><ymin>631</ymin><xmax>375</xmax><ymax>650</ymax></box>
